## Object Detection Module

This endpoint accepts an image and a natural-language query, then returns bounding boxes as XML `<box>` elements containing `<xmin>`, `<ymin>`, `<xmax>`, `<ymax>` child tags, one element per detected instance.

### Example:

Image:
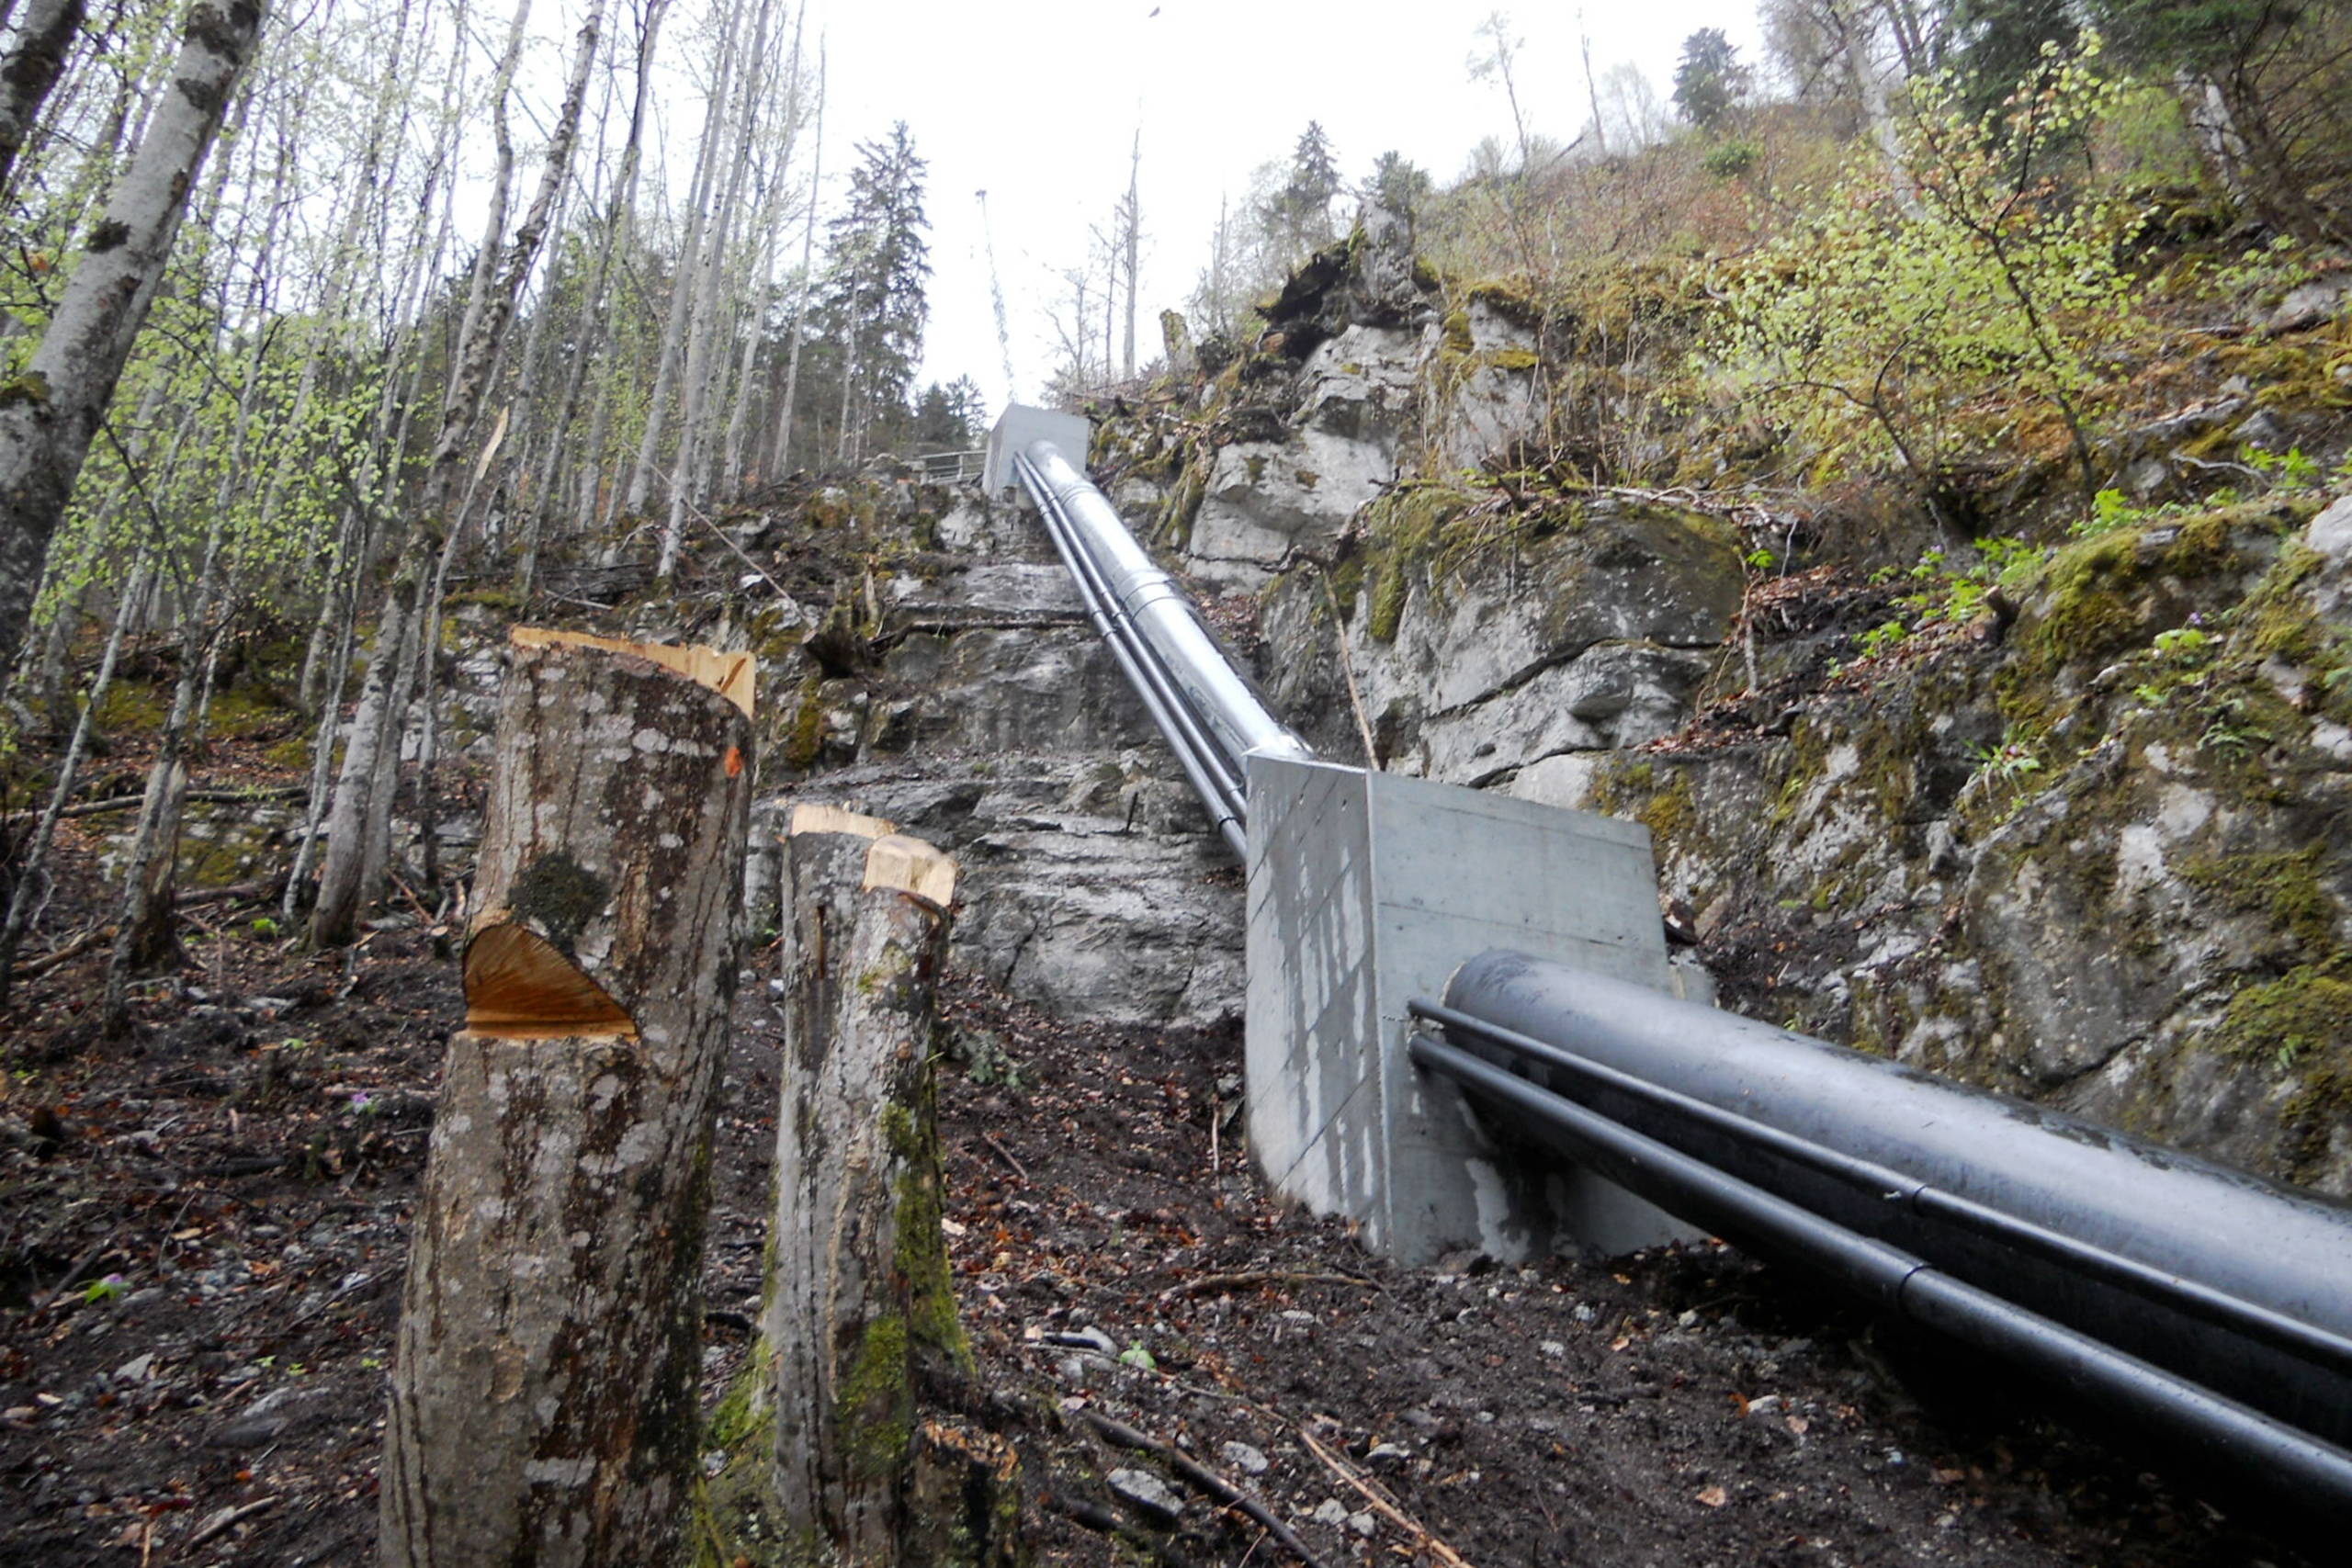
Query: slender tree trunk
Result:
<box><xmin>308</xmin><ymin>558</ymin><xmax>416</xmax><ymax>946</ymax></box>
<box><xmin>658</xmin><ymin>0</ymin><xmax>775</xmax><ymax>578</ymax></box>
<box><xmin>94</xmin><ymin>60</ymin><xmax>281</xmax><ymax>1016</ymax></box>
<box><xmin>1849</xmin><ymin>25</ymin><xmax>1917</xmax><ymax>218</ymax></box>
<box><xmin>1121</xmin><ymin>130</ymin><xmax>1140</xmax><ymax>380</ymax></box>
<box><xmin>720</xmin><ymin>205</ymin><xmax>777</xmax><ymax>494</ymax></box>
<box><xmin>624</xmin><ymin>6</ymin><xmax>736</xmax><ymax>518</ymax></box>
<box><xmin>253</xmin><ymin>0</ymin><xmax>416</xmax><ymax>544</ymax></box>
<box><xmin>0</xmin><ymin>0</ymin><xmax>266</xmax><ymax>674</ymax></box>
<box><xmin>835</xmin><ymin>314</ymin><xmax>857</xmax><ymax>463</ymax></box>
<box><xmin>0</xmin><ymin>0</ymin><xmax>86</xmax><ymax>193</ymax></box>
<box><xmin>1579</xmin><ymin>21</ymin><xmax>1606</xmax><ymax>156</ymax></box>
<box><xmin>381</xmin><ymin>630</ymin><xmax>753</xmax><ymax>1568</ymax></box>
<box><xmin>293</xmin><ymin>62</ymin><xmax>454</xmax><ymax>728</ymax></box>
<box><xmin>520</xmin><ymin>0</ymin><xmax>669</xmax><ymax>601</ymax></box>
<box><xmin>723</xmin><ymin>7</ymin><xmax>808</xmax><ymax>495</ymax></box>
<box><xmin>447</xmin><ymin>0</ymin><xmax>532</xmax><ymax>404</ymax></box>
<box><xmin>352</xmin><ymin>585</ymin><xmax>422</xmax><ymax>909</ymax></box>
<box><xmin>0</xmin><ymin>548</ymin><xmax>143</xmax><ymax>1004</ymax></box>
<box><xmin>101</xmin><ymin>468</ymin><xmax>240</xmax><ymax>1032</ymax></box>
<box><xmin>769</xmin><ymin>37</ymin><xmax>824</xmax><ymax>478</ymax></box>
<box><xmin>279</xmin><ymin>589</ymin><xmax>354</xmax><ymax>925</ymax></box>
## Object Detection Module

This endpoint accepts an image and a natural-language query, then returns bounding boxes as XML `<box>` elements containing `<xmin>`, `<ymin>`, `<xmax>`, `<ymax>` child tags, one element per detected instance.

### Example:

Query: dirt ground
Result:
<box><xmin>0</xmin><ymin>788</ymin><xmax>2328</xmax><ymax>1568</ymax></box>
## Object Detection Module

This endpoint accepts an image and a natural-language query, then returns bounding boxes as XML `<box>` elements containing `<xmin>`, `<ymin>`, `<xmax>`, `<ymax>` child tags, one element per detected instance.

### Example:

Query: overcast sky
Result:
<box><xmin>805</xmin><ymin>1</ymin><xmax>1764</xmax><ymax>412</ymax></box>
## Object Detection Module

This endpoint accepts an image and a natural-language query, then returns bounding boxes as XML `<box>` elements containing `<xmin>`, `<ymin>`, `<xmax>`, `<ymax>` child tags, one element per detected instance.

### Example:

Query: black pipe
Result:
<box><xmin>1410</xmin><ymin>998</ymin><xmax>2352</xmax><ymax>1382</ymax></box>
<box><xmin>1431</xmin><ymin>951</ymin><xmax>2352</xmax><ymax>1453</ymax></box>
<box><xmin>1410</xmin><ymin>1031</ymin><xmax>2352</xmax><ymax>1524</ymax></box>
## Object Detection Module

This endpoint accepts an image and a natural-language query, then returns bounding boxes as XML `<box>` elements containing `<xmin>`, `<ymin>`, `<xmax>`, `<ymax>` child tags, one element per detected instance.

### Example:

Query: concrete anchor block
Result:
<box><xmin>1243</xmin><ymin>755</ymin><xmax>1695</xmax><ymax>1264</ymax></box>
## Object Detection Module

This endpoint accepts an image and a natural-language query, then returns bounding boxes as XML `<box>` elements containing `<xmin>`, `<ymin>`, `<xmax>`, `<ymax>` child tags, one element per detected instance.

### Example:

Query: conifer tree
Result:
<box><xmin>1672</xmin><ymin>28</ymin><xmax>1751</xmax><ymax>130</ymax></box>
<box><xmin>1268</xmin><ymin>121</ymin><xmax>1340</xmax><ymax>252</ymax></box>
<box><xmin>813</xmin><ymin>122</ymin><xmax>929</xmax><ymax>462</ymax></box>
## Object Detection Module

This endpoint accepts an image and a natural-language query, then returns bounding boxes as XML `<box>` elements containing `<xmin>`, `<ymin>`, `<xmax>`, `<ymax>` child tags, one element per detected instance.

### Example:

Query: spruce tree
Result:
<box><xmin>1672</xmin><ymin>28</ymin><xmax>1751</xmax><ymax>131</ymax></box>
<box><xmin>1270</xmin><ymin>121</ymin><xmax>1340</xmax><ymax>253</ymax></box>
<box><xmin>814</xmin><ymin>122</ymin><xmax>930</xmax><ymax>461</ymax></box>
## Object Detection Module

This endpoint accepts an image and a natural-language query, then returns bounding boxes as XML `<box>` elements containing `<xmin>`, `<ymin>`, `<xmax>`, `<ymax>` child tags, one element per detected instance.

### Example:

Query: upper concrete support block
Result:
<box><xmin>1244</xmin><ymin>755</ymin><xmax>1695</xmax><ymax>1265</ymax></box>
<box><xmin>985</xmin><ymin>404</ymin><xmax>1093</xmax><ymax>497</ymax></box>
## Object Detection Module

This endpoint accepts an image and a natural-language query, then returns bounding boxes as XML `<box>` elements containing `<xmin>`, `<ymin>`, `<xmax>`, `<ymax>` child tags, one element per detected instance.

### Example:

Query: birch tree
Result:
<box><xmin>0</xmin><ymin>0</ymin><xmax>266</xmax><ymax>675</ymax></box>
<box><xmin>0</xmin><ymin>0</ymin><xmax>87</xmax><ymax>194</ymax></box>
<box><xmin>308</xmin><ymin>0</ymin><xmax>604</xmax><ymax>947</ymax></box>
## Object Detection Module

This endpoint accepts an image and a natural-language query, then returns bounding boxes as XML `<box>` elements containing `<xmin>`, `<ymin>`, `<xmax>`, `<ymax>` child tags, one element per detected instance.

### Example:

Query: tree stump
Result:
<box><xmin>381</xmin><ymin>629</ymin><xmax>753</xmax><ymax>1568</ymax></box>
<box><xmin>764</xmin><ymin>808</ymin><xmax>1013</xmax><ymax>1564</ymax></box>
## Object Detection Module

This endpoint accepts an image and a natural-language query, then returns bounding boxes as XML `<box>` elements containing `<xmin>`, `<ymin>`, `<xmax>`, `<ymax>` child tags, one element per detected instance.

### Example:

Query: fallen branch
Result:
<box><xmin>980</xmin><ymin>1131</ymin><xmax>1029</xmax><ymax>1182</ymax></box>
<box><xmin>3</xmin><ymin>784</ymin><xmax>305</xmax><ymax>826</ymax></box>
<box><xmin>17</xmin><ymin>924</ymin><xmax>106</xmax><ymax>978</ymax></box>
<box><xmin>175</xmin><ymin>875</ymin><xmax>284</xmax><ymax>912</ymax></box>
<box><xmin>1159</xmin><ymin>1270</ymin><xmax>1380</xmax><ymax>1301</ymax></box>
<box><xmin>1297</xmin><ymin>1427</ymin><xmax>1476</xmax><ymax>1568</ymax></box>
<box><xmin>195</xmin><ymin>1155</ymin><xmax>287</xmax><ymax>1179</ymax></box>
<box><xmin>1077</xmin><ymin>1409</ymin><xmax>1329</xmax><ymax>1568</ymax></box>
<box><xmin>187</xmin><ymin>1495</ymin><xmax>282</xmax><ymax>1548</ymax></box>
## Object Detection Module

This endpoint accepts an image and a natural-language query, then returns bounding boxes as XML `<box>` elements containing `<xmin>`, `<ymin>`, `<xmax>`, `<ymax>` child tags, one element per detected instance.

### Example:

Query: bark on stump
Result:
<box><xmin>764</xmin><ymin>807</ymin><xmax>1014</xmax><ymax>1564</ymax></box>
<box><xmin>381</xmin><ymin>629</ymin><xmax>753</xmax><ymax>1568</ymax></box>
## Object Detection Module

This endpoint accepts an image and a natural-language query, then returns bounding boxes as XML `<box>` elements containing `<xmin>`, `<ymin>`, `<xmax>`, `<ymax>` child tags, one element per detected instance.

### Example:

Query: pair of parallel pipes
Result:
<box><xmin>1006</xmin><ymin>423</ymin><xmax>2352</xmax><ymax>1525</ymax></box>
<box><xmin>1416</xmin><ymin>956</ymin><xmax>2352</xmax><ymax>1523</ymax></box>
<box><xmin>1012</xmin><ymin>440</ymin><xmax>1309</xmax><ymax>856</ymax></box>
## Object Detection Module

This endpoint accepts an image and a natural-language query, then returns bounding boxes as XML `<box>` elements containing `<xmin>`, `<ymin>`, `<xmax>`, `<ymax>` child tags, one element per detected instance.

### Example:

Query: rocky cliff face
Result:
<box><xmin>737</xmin><ymin>479</ymin><xmax>1244</xmax><ymax>1030</ymax></box>
<box><xmin>1081</xmin><ymin>217</ymin><xmax>2352</xmax><ymax>1197</ymax></box>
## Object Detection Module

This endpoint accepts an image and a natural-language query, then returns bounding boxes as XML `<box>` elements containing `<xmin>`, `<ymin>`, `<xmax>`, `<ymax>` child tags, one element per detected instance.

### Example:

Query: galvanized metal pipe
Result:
<box><xmin>1016</xmin><ymin>451</ymin><xmax>1247</xmax><ymax>856</ymax></box>
<box><xmin>1410</xmin><ymin>998</ymin><xmax>2352</xmax><ymax>1382</ymax></box>
<box><xmin>1017</xmin><ymin>452</ymin><xmax>1249</xmax><ymax>815</ymax></box>
<box><xmin>1418</xmin><ymin>948</ymin><xmax>2352</xmax><ymax>1517</ymax></box>
<box><xmin>1019</xmin><ymin>441</ymin><xmax>1312</xmax><ymax>776</ymax></box>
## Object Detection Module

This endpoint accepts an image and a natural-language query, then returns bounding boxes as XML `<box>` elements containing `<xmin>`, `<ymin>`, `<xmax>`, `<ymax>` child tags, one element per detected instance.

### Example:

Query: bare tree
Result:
<box><xmin>1470</xmin><ymin>10</ymin><xmax>1532</xmax><ymax>175</ymax></box>
<box><xmin>659</xmin><ymin>0</ymin><xmax>785</xmax><ymax>577</ymax></box>
<box><xmin>0</xmin><ymin>0</ymin><xmax>266</xmax><ymax>675</ymax></box>
<box><xmin>1579</xmin><ymin>15</ymin><xmax>1607</xmax><ymax>157</ymax></box>
<box><xmin>517</xmin><ymin>0</ymin><xmax>671</xmax><ymax>598</ymax></box>
<box><xmin>767</xmin><ymin>35</ymin><xmax>824</xmax><ymax>476</ymax></box>
<box><xmin>308</xmin><ymin>0</ymin><xmax>604</xmax><ymax>947</ymax></box>
<box><xmin>623</xmin><ymin>6</ymin><xmax>741</xmax><ymax>520</ymax></box>
<box><xmin>1119</xmin><ymin>130</ymin><xmax>1141</xmax><ymax>380</ymax></box>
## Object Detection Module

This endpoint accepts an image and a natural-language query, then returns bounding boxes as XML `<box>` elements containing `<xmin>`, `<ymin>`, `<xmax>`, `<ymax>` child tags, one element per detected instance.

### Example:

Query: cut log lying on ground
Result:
<box><xmin>380</xmin><ymin>628</ymin><xmax>753</xmax><ymax>1568</ymax></box>
<box><xmin>763</xmin><ymin>810</ymin><xmax>1016</xmax><ymax>1565</ymax></box>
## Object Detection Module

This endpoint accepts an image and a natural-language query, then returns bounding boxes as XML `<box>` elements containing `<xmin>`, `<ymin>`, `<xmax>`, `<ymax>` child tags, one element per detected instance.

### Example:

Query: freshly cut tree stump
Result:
<box><xmin>765</xmin><ymin>812</ymin><xmax>1014</xmax><ymax>1563</ymax></box>
<box><xmin>381</xmin><ymin>630</ymin><xmax>753</xmax><ymax>1568</ymax></box>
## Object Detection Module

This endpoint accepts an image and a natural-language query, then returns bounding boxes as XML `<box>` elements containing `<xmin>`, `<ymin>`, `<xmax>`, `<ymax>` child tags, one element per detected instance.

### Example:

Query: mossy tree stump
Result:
<box><xmin>764</xmin><ymin>807</ymin><xmax>1014</xmax><ymax>1564</ymax></box>
<box><xmin>381</xmin><ymin>630</ymin><xmax>753</xmax><ymax>1568</ymax></box>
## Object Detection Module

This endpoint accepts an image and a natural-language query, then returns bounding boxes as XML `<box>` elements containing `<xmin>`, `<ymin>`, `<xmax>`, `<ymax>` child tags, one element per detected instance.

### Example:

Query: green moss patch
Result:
<box><xmin>2183</xmin><ymin>846</ymin><xmax>2340</xmax><ymax>954</ymax></box>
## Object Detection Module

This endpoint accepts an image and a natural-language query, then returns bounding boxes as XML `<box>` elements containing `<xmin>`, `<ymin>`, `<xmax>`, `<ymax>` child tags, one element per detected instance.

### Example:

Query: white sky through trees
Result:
<box><xmin>810</xmin><ymin>1</ymin><xmax>1761</xmax><ymax>412</ymax></box>
<box><xmin>424</xmin><ymin>2</ymin><xmax>1758</xmax><ymax>429</ymax></box>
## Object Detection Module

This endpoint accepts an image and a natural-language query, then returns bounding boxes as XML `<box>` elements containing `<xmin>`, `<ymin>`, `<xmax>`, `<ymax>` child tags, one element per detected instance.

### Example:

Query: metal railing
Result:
<box><xmin>914</xmin><ymin>447</ymin><xmax>988</xmax><ymax>485</ymax></box>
